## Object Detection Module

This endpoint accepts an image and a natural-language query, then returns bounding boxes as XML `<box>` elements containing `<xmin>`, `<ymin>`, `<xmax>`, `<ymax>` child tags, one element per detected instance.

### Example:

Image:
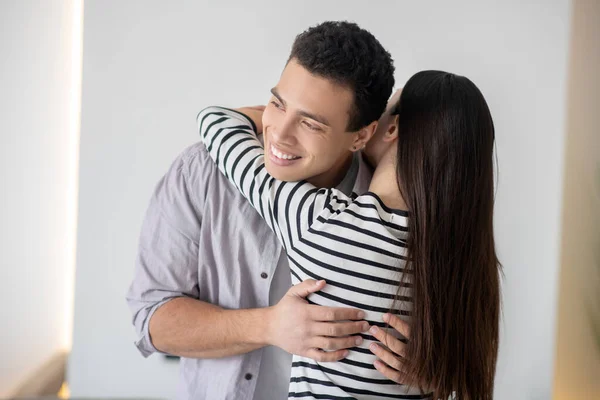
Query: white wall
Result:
<box><xmin>0</xmin><ymin>0</ymin><xmax>80</xmax><ymax>396</ymax></box>
<box><xmin>69</xmin><ymin>1</ymin><xmax>573</xmax><ymax>398</ymax></box>
<box><xmin>554</xmin><ymin>0</ymin><xmax>600</xmax><ymax>398</ymax></box>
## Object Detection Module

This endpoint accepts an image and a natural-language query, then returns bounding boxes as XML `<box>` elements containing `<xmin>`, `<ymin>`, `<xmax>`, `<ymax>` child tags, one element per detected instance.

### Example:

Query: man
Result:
<box><xmin>127</xmin><ymin>21</ymin><xmax>395</xmax><ymax>400</ymax></box>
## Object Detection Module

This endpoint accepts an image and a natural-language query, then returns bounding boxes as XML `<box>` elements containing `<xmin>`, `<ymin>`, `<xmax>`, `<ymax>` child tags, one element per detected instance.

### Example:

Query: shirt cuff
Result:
<box><xmin>134</xmin><ymin>298</ymin><xmax>172</xmax><ymax>358</ymax></box>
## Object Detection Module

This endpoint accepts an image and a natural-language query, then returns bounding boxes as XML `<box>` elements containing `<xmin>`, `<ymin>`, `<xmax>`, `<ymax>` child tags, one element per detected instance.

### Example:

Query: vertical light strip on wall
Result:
<box><xmin>63</xmin><ymin>0</ymin><xmax>84</xmax><ymax>350</ymax></box>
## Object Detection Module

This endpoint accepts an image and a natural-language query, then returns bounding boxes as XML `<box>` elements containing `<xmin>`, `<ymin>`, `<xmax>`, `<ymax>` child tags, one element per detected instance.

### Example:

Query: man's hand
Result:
<box><xmin>266</xmin><ymin>279</ymin><xmax>370</xmax><ymax>362</ymax></box>
<box><xmin>368</xmin><ymin>313</ymin><xmax>410</xmax><ymax>384</ymax></box>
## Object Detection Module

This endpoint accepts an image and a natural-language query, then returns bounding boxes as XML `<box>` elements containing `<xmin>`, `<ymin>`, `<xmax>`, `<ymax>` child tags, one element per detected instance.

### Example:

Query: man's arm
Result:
<box><xmin>127</xmin><ymin>145</ymin><xmax>368</xmax><ymax>361</ymax></box>
<box><xmin>148</xmin><ymin>297</ymin><xmax>265</xmax><ymax>358</ymax></box>
<box><xmin>149</xmin><ymin>279</ymin><xmax>369</xmax><ymax>360</ymax></box>
<box><xmin>127</xmin><ymin>146</ymin><xmax>253</xmax><ymax>358</ymax></box>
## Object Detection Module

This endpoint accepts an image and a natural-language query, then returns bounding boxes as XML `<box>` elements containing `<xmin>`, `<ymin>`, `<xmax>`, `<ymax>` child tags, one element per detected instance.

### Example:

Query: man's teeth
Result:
<box><xmin>271</xmin><ymin>145</ymin><xmax>300</xmax><ymax>160</ymax></box>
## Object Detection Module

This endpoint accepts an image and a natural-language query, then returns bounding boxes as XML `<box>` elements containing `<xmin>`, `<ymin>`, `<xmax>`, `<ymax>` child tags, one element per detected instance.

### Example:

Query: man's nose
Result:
<box><xmin>271</xmin><ymin>116</ymin><xmax>296</xmax><ymax>144</ymax></box>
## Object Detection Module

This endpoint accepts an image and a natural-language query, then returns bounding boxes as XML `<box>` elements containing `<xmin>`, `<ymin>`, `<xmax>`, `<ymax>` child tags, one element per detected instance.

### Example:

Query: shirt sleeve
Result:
<box><xmin>126</xmin><ymin>145</ymin><xmax>208</xmax><ymax>357</ymax></box>
<box><xmin>196</xmin><ymin>106</ymin><xmax>353</xmax><ymax>251</ymax></box>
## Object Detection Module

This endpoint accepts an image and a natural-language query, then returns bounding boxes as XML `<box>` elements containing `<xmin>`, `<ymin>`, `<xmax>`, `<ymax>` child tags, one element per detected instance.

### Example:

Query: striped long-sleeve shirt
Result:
<box><xmin>197</xmin><ymin>107</ymin><xmax>431</xmax><ymax>400</ymax></box>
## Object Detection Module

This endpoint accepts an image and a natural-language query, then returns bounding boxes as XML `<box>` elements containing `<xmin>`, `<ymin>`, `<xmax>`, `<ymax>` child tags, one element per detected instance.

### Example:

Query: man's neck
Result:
<box><xmin>306</xmin><ymin>152</ymin><xmax>354</xmax><ymax>189</ymax></box>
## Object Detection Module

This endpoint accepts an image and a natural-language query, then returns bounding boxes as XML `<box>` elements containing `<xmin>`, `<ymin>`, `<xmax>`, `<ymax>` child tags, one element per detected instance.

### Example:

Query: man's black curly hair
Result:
<box><xmin>288</xmin><ymin>21</ymin><xmax>395</xmax><ymax>132</ymax></box>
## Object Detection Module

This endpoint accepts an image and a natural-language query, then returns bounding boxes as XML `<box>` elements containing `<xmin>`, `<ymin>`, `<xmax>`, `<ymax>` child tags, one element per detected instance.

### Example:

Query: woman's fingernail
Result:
<box><xmin>370</xmin><ymin>343</ymin><xmax>378</xmax><ymax>352</ymax></box>
<box><xmin>369</xmin><ymin>326</ymin><xmax>379</xmax><ymax>335</ymax></box>
<box><xmin>382</xmin><ymin>313</ymin><xmax>390</xmax><ymax>322</ymax></box>
<box><xmin>357</xmin><ymin>311</ymin><xmax>366</xmax><ymax>319</ymax></box>
<box><xmin>355</xmin><ymin>337</ymin><xmax>363</xmax><ymax>346</ymax></box>
<box><xmin>374</xmin><ymin>360</ymin><xmax>382</xmax><ymax>369</ymax></box>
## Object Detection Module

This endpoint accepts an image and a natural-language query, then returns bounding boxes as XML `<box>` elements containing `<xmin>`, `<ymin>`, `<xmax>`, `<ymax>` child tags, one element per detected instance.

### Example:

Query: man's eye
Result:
<box><xmin>302</xmin><ymin>121</ymin><xmax>320</xmax><ymax>131</ymax></box>
<box><xmin>270</xmin><ymin>101</ymin><xmax>283</xmax><ymax>110</ymax></box>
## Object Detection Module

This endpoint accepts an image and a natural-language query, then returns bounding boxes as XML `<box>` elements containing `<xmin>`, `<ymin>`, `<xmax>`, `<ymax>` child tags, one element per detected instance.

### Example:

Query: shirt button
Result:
<box><xmin>245</xmin><ymin>373</ymin><xmax>253</xmax><ymax>380</ymax></box>
<box><xmin>260</xmin><ymin>272</ymin><xmax>268</xmax><ymax>279</ymax></box>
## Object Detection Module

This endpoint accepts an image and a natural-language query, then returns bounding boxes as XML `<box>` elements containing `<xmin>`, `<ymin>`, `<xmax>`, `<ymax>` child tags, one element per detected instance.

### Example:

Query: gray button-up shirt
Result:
<box><xmin>127</xmin><ymin>138</ymin><xmax>373</xmax><ymax>400</ymax></box>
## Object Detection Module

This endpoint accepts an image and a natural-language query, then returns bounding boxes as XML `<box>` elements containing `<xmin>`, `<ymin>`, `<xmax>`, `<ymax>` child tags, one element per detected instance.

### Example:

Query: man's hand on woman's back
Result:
<box><xmin>266</xmin><ymin>279</ymin><xmax>370</xmax><ymax>362</ymax></box>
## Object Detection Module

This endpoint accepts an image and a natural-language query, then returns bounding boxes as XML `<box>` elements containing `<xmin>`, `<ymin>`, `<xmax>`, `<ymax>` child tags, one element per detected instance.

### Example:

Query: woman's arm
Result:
<box><xmin>234</xmin><ymin>105</ymin><xmax>265</xmax><ymax>133</ymax></box>
<box><xmin>197</xmin><ymin>106</ymin><xmax>352</xmax><ymax>247</ymax></box>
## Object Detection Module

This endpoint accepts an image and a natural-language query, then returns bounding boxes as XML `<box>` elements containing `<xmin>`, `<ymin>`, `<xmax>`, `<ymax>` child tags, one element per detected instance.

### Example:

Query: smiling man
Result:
<box><xmin>127</xmin><ymin>21</ymin><xmax>394</xmax><ymax>400</ymax></box>
<box><xmin>263</xmin><ymin>63</ymin><xmax>371</xmax><ymax>188</ymax></box>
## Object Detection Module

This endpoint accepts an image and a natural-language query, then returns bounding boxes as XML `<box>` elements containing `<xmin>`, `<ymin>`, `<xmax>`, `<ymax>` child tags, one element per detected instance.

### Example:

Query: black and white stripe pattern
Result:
<box><xmin>198</xmin><ymin>107</ymin><xmax>431</xmax><ymax>400</ymax></box>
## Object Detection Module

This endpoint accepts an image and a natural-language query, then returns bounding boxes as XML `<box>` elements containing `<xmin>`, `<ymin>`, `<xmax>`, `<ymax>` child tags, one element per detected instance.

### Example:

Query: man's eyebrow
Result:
<box><xmin>298</xmin><ymin>110</ymin><xmax>330</xmax><ymax>127</ymax></box>
<box><xmin>271</xmin><ymin>88</ymin><xmax>331</xmax><ymax>127</ymax></box>
<box><xmin>270</xmin><ymin>88</ymin><xmax>286</xmax><ymax>106</ymax></box>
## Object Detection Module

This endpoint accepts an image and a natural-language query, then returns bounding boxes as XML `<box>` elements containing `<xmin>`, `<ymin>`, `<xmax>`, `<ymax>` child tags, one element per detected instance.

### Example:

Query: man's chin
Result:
<box><xmin>265</xmin><ymin>164</ymin><xmax>307</xmax><ymax>183</ymax></box>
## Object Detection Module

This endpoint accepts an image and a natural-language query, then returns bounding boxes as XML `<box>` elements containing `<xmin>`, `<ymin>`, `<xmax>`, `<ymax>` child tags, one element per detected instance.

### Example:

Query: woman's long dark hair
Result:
<box><xmin>393</xmin><ymin>71</ymin><xmax>501</xmax><ymax>399</ymax></box>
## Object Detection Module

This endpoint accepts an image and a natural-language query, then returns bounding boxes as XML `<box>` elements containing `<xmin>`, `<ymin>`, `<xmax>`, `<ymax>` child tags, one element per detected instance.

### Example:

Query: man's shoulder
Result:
<box><xmin>152</xmin><ymin>141</ymin><xmax>267</xmax><ymax>240</ymax></box>
<box><xmin>170</xmin><ymin>142</ymin><xmax>219</xmax><ymax>190</ymax></box>
<box><xmin>174</xmin><ymin>141</ymin><xmax>212</xmax><ymax>171</ymax></box>
<box><xmin>170</xmin><ymin>141</ymin><xmax>254</xmax><ymax>209</ymax></box>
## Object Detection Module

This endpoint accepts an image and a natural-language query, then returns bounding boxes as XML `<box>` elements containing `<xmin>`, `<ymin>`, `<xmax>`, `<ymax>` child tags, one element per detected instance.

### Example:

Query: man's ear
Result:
<box><xmin>350</xmin><ymin>120</ymin><xmax>378</xmax><ymax>152</ymax></box>
<box><xmin>382</xmin><ymin>115</ymin><xmax>399</xmax><ymax>143</ymax></box>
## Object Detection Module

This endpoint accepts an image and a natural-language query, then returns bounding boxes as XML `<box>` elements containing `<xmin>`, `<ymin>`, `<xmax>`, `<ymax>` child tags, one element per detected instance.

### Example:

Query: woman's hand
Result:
<box><xmin>235</xmin><ymin>106</ymin><xmax>265</xmax><ymax>133</ymax></box>
<box><xmin>368</xmin><ymin>313</ymin><xmax>410</xmax><ymax>384</ymax></box>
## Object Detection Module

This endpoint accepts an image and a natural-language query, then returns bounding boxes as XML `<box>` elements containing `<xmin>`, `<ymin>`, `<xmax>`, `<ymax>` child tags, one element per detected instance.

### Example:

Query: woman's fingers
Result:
<box><xmin>369</xmin><ymin>320</ymin><xmax>410</xmax><ymax>385</ymax></box>
<box><xmin>383</xmin><ymin>313</ymin><xmax>410</xmax><ymax>339</ymax></box>
<box><xmin>369</xmin><ymin>341</ymin><xmax>405</xmax><ymax>372</ymax></box>
<box><xmin>373</xmin><ymin>358</ymin><xmax>408</xmax><ymax>384</ymax></box>
<box><xmin>369</xmin><ymin>325</ymin><xmax>406</xmax><ymax>357</ymax></box>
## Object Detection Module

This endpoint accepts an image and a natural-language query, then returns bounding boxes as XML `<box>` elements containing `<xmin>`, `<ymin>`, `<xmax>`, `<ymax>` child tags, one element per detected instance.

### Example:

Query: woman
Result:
<box><xmin>197</xmin><ymin>70</ymin><xmax>501</xmax><ymax>399</ymax></box>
